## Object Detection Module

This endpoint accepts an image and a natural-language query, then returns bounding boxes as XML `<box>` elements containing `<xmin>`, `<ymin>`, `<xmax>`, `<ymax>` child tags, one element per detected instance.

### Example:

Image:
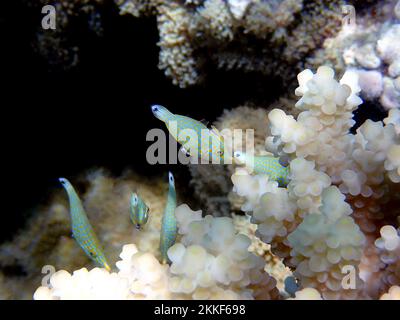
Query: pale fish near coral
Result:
<box><xmin>59</xmin><ymin>178</ymin><xmax>111</xmax><ymax>271</ymax></box>
<box><xmin>160</xmin><ymin>172</ymin><xmax>178</xmax><ymax>264</ymax></box>
<box><xmin>151</xmin><ymin>105</ymin><xmax>227</xmax><ymax>164</ymax></box>
<box><xmin>34</xmin><ymin>204</ymin><xmax>279</xmax><ymax>300</ymax></box>
<box><xmin>32</xmin><ymin>65</ymin><xmax>400</xmax><ymax>300</ymax></box>
<box><xmin>130</xmin><ymin>192</ymin><xmax>150</xmax><ymax>230</ymax></box>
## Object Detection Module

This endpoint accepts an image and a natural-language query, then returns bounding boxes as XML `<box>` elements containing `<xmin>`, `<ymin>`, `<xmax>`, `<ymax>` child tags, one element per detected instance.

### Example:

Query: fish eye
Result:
<box><xmin>136</xmin><ymin>224</ymin><xmax>141</xmax><ymax>230</ymax></box>
<box><xmin>180</xmin><ymin>146</ymin><xmax>190</xmax><ymax>157</ymax></box>
<box><xmin>279</xmin><ymin>156</ymin><xmax>289</xmax><ymax>167</ymax></box>
<box><xmin>218</xmin><ymin>150</ymin><xmax>224</xmax><ymax>156</ymax></box>
<box><xmin>152</xmin><ymin>105</ymin><xmax>159</xmax><ymax>112</ymax></box>
<box><xmin>169</xmin><ymin>172</ymin><xmax>174</xmax><ymax>183</ymax></box>
<box><xmin>131</xmin><ymin>193</ymin><xmax>138</xmax><ymax>205</ymax></box>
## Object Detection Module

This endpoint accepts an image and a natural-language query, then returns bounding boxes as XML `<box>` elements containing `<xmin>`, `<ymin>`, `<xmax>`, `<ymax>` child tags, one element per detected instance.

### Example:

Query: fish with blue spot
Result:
<box><xmin>160</xmin><ymin>172</ymin><xmax>177</xmax><ymax>264</ymax></box>
<box><xmin>233</xmin><ymin>151</ymin><xmax>290</xmax><ymax>187</ymax></box>
<box><xmin>59</xmin><ymin>178</ymin><xmax>111</xmax><ymax>271</ymax></box>
<box><xmin>130</xmin><ymin>192</ymin><xmax>150</xmax><ymax>230</ymax></box>
<box><xmin>151</xmin><ymin>105</ymin><xmax>227</xmax><ymax>164</ymax></box>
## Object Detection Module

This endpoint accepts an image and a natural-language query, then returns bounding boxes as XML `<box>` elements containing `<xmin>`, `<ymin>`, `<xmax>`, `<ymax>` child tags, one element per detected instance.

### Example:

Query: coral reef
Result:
<box><xmin>380</xmin><ymin>286</ymin><xmax>400</xmax><ymax>299</ymax></box>
<box><xmin>0</xmin><ymin>170</ymin><xmax>168</xmax><ymax>299</ymax></box>
<box><xmin>115</xmin><ymin>0</ymin><xmax>349</xmax><ymax>88</ymax></box>
<box><xmin>309</xmin><ymin>0</ymin><xmax>400</xmax><ymax>109</ymax></box>
<box><xmin>34</xmin><ymin>204</ymin><xmax>279</xmax><ymax>300</ymax></box>
<box><xmin>287</xmin><ymin>287</ymin><xmax>322</xmax><ymax>300</ymax></box>
<box><xmin>31</xmin><ymin>65</ymin><xmax>400</xmax><ymax>300</ymax></box>
<box><xmin>189</xmin><ymin>105</ymin><xmax>272</xmax><ymax>216</ymax></box>
<box><xmin>5</xmin><ymin>0</ymin><xmax>399</xmax><ymax>301</ymax></box>
<box><xmin>1</xmin><ymin>169</ymin><xmax>282</xmax><ymax>299</ymax></box>
<box><xmin>231</xmin><ymin>66</ymin><xmax>400</xmax><ymax>299</ymax></box>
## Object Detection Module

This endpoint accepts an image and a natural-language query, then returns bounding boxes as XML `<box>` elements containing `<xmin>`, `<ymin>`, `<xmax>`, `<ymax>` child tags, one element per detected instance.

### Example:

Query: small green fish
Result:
<box><xmin>130</xmin><ymin>192</ymin><xmax>149</xmax><ymax>230</ymax></box>
<box><xmin>233</xmin><ymin>151</ymin><xmax>290</xmax><ymax>187</ymax></box>
<box><xmin>59</xmin><ymin>178</ymin><xmax>111</xmax><ymax>271</ymax></box>
<box><xmin>151</xmin><ymin>105</ymin><xmax>226</xmax><ymax>164</ymax></box>
<box><xmin>160</xmin><ymin>172</ymin><xmax>177</xmax><ymax>264</ymax></box>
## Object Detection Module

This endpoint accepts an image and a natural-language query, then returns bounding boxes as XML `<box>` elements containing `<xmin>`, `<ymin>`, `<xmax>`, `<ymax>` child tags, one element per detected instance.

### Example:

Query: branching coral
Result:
<box><xmin>380</xmin><ymin>286</ymin><xmax>400</xmax><ymax>300</ymax></box>
<box><xmin>0</xmin><ymin>170</ymin><xmax>168</xmax><ymax>299</ymax></box>
<box><xmin>115</xmin><ymin>0</ymin><xmax>349</xmax><ymax>88</ymax></box>
<box><xmin>232</xmin><ymin>213</ymin><xmax>292</xmax><ymax>293</ymax></box>
<box><xmin>232</xmin><ymin>158</ymin><xmax>332</xmax><ymax>262</ymax></box>
<box><xmin>189</xmin><ymin>105</ymin><xmax>272</xmax><ymax>216</ymax></box>
<box><xmin>231</xmin><ymin>65</ymin><xmax>400</xmax><ymax>299</ymax></box>
<box><xmin>309</xmin><ymin>0</ymin><xmax>400</xmax><ymax>109</ymax></box>
<box><xmin>287</xmin><ymin>186</ymin><xmax>366</xmax><ymax>299</ymax></box>
<box><xmin>287</xmin><ymin>287</ymin><xmax>322</xmax><ymax>300</ymax></box>
<box><xmin>14</xmin><ymin>63</ymin><xmax>400</xmax><ymax>300</ymax></box>
<box><xmin>34</xmin><ymin>204</ymin><xmax>279</xmax><ymax>300</ymax></box>
<box><xmin>374</xmin><ymin>225</ymin><xmax>400</xmax><ymax>289</ymax></box>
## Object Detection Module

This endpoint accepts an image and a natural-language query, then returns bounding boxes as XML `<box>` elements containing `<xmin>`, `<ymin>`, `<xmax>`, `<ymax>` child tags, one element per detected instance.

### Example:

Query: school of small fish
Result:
<box><xmin>59</xmin><ymin>106</ymin><xmax>292</xmax><ymax>270</ymax></box>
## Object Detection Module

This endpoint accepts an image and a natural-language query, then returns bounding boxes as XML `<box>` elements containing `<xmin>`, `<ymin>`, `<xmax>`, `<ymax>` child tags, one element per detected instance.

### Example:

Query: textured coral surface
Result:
<box><xmin>2</xmin><ymin>0</ymin><xmax>399</xmax><ymax>301</ymax></box>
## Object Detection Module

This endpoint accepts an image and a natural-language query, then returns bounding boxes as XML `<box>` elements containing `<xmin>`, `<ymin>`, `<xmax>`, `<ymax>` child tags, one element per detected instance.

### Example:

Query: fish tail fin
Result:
<box><xmin>104</xmin><ymin>262</ymin><xmax>111</xmax><ymax>272</ymax></box>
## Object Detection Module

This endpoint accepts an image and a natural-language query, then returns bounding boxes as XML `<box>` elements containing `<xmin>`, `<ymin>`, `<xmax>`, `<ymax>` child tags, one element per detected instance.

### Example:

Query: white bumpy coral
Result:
<box><xmin>34</xmin><ymin>204</ymin><xmax>279</xmax><ymax>300</ymax></box>
<box><xmin>287</xmin><ymin>287</ymin><xmax>322</xmax><ymax>300</ymax></box>
<box><xmin>231</xmin><ymin>167</ymin><xmax>280</xmax><ymax>212</ymax></box>
<box><xmin>231</xmin><ymin>65</ymin><xmax>400</xmax><ymax>300</ymax></box>
<box><xmin>267</xmin><ymin>66</ymin><xmax>362</xmax><ymax>184</ymax></box>
<box><xmin>169</xmin><ymin>205</ymin><xmax>279</xmax><ymax>299</ymax></box>
<box><xmin>383</xmin><ymin>109</ymin><xmax>400</xmax><ymax>183</ymax></box>
<box><xmin>34</xmin><ymin>244</ymin><xmax>170</xmax><ymax>300</ymax></box>
<box><xmin>312</xmin><ymin>1</ymin><xmax>400</xmax><ymax>110</ymax></box>
<box><xmin>287</xmin><ymin>158</ymin><xmax>331</xmax><ymax>213</ymax></box>
<box><xmin>374</xmin><ymin>225</ymin><xmax>400</xmax><ymax>289</ymax></box>
<box><xmin>231</xmin><ymin>158</ymin><xmax>332</xmax><ymax>261</ymax></box>
<box><xmin>380</xmin><ymin>286</ymin><xmax>400</xmax><ymax>300</ymax></box>
<box><xmin>384</xmin><ymin>109</ymin><xmax>400</xmax><ymax>134</ymax></box>
<box><xmin>268</xmin><ymin>66</ymin><xmax>400</xmax><ymax>197</ymax></box>
<box><xmin>287</xmin><ymin>186</ymin><xmax>366</xmax><ymax>300</ymax></box>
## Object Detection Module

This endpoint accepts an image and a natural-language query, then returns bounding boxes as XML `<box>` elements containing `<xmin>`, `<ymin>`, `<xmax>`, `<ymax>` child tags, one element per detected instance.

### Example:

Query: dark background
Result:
<box><xmin>0</xmin><ymin>0</ymin><xmax>385</xmax><ymax>242</ymax></box>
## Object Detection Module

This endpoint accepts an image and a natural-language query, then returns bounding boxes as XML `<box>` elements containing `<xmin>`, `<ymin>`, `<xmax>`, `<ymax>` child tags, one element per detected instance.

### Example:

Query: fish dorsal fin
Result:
<box><xmin>200</xmin><ymin>119</ymin><xmax>209</xmax><ymax>127</ymax></box>
<box><xmin>210</xmin><ymin>125</ymin><xmax>224</xmax><ymax>143</ymax></box>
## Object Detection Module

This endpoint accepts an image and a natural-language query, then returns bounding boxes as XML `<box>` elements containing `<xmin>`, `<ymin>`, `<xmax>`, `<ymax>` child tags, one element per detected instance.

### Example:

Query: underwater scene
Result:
<box><xmin>0</xmin><ymin>0</ymin><xmax>400</xmax><ymax>301</ymax></box>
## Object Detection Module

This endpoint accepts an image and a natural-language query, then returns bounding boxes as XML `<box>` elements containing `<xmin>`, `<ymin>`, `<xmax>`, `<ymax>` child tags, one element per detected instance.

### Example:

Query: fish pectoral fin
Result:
<box><xmin>278</xmin><ymin>155</ymin><xmax>290</xmax><ymax>167</ymax></box>
<box><xmin>179</xmin><ymin>145</ymin><xmax>191</xmax><ymax>157</ymax></box>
